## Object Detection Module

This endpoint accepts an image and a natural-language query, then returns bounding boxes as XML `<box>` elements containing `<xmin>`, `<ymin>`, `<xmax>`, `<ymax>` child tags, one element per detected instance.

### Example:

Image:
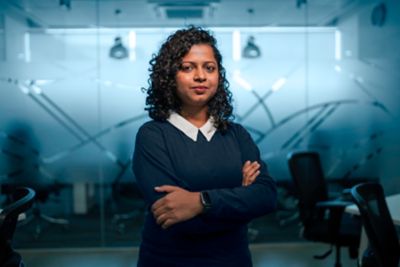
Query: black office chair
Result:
<box><xmin>16</xmin><ymin>183</ymin><xmax>69</xmax><ymax>238</ymax></box>
<box><xmin>350</xmin><ymin>182</ymin><xmax>400</xmax><ymax>267</ymax></box>
<box><xmin>1</xmin><ymin>123</ymin><xmax>69</xmax><ymax>238</ymax></box>
<box><xmin>288</xmin><ymin>151</ymin><xmax>361</xmax><ymax>267</ymax></box>
<box><xmin>0</xmin><ymin>187</ymin><xmax>35</xmax><ymax>267</ymax></box>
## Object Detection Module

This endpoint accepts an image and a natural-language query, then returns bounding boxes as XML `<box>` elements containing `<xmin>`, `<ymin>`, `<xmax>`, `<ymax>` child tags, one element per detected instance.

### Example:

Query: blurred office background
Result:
<box><xmin>0</xmin><ymin>0</ymin><xmax>399</xmax><ymax>261</ymax></box>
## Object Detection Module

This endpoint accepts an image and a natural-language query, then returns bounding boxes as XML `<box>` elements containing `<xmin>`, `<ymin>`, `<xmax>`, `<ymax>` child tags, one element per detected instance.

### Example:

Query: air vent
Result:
<box><xmin>166</xmin><ymin>8</ymin><xmax>203</xmax><ymax>19</ymax></box>
<box><xmin>148</xmin><ymin>0</ymin><xmax>220</xmax><ymax>20</ymax></box>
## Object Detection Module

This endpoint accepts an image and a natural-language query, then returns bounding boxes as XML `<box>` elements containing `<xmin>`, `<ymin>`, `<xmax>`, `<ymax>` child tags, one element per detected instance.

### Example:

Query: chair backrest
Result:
<box><xmin>0</xmin><ymin>187</ymin><xmax>35</xmax><ymax>263</ymax></box>
<box><xmin>351</xmin><ymin>182</ymin><xmax>400</xmax><ymax>267</ymax></box>
<box><xmin>288</xmin><ymin>151</ymin><xmax>329</xmax><ymax>223</ymax></box>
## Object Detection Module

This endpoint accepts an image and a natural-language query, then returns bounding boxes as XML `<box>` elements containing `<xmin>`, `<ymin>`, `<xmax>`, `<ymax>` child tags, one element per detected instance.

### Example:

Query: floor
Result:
<box><xmin>13</xmin><ymin>209</ymin><xmax>303</xmax><ymax>248</ymax></box>
<box><xmin>12</xmin><ymin>183</ymin><xmax>361</xmax><ymax>266</ymax></box>
<box><xmin>20</xmin><ymin>243</ymin><xmax>359</xmax><ymax>267</ymax></box>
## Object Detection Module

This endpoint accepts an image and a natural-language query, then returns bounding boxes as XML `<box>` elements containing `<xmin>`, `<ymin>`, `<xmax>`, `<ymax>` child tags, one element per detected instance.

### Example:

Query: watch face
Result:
<box><xmin>371</xmin><ymin>3</ymin><xmax>387</xmax><ymax>27</ymax></box>
<box><xmin>201</xmin><ymin>192</ymin><xmax>212</xmax><ymax>208</ymax></box>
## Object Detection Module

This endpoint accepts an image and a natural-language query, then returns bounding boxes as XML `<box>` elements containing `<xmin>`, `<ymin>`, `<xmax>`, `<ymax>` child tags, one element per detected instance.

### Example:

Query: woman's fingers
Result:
<box><xmin>242</xmin><ymin>161</ymin><xmax>260</xmax><ymax>186</ymax></box>
<box><xmin>151</xmin><ymin>187</ymin><xmax>203</xmax><ymax>229</ymax></box>
<box><xmin>242</xmin><ymin>160</ymin><xmax>251</xmax><ymax>174</ymax></box>
<box><xmin>246</xmin><ymin>170</ymin><xmax>260</xmax><ymax>185</ymax></box>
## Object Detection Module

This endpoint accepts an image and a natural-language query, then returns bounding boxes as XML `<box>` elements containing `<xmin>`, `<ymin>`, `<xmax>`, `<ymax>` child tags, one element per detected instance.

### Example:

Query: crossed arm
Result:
<box><xmin>152</xmin><ymin>160</ymin><xmax>260</xmax><ymax>229</ymax></box>
<box><xmin>133</xmin><ymin>123</ymin><xmax>277</xmax><ymax>234</ymax></box>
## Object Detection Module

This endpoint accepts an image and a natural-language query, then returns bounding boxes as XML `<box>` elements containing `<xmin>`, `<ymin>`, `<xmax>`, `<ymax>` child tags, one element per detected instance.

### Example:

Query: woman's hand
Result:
<box><xmin>242</xmin><ymin>160</ymin><xmax>260</xmax><ymax>186</ymax></box>
<box><xmin>151</xmin><ymin>185</ymin><xmax>203</xmax><ymax>229</ymax></box>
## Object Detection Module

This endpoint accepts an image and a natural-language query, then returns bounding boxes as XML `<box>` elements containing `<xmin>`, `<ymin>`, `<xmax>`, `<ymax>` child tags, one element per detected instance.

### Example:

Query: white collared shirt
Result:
<box><xmin>167</xmin><ymin>112</ymin><xmax>217</xmax><ymax>142</ymax></box>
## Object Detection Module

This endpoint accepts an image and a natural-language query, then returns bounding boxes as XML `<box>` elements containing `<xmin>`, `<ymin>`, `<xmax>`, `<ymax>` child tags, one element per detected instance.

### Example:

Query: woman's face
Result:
<box><xmin>175</xmin><ymin>44</ymin><xmax>219</xmax><ymax>111</ymax></box>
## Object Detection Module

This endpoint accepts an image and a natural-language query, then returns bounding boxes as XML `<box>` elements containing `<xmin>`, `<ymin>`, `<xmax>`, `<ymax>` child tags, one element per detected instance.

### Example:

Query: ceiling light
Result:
<box><xmin>109</xmin><ymin>9</ymin><xmax>128</xmax><ymax>60</ymax></box>
<box><xmin>335</xmin><ymin>30</ymin><xmax>342</xmax><ymax>61</ymax></box>
<box><xmin>109</xmin><ymin>36</ymin><xmax>129</xmax><ymax>60</ymax></box>
<box><xmin>59</xmin><ymin>0</ymin><xmax>71</xmax><ymax>10</ymax></box>
<box><xmin>371</xmin><ymin>3</ymin><xmax>387</xmax><ymax>27</ymax></box>
<box><xmin>296</xmin><ymin>0</ymin><xmax>307</xmax><ymax>9</ymax></box>
<box><xmin>128</xmin><ymin>31</ymin><xmax>136</xmax><ymax>61</ymax></box>
<box><xmin>242</xmin><ymin>36</ymin><xmax>261</xmax><ymax>59</ymax></box>
<box><xmin>232</xmin><ymin>30</ymin><xmax>241</xmax><ymax>61</ymax></box>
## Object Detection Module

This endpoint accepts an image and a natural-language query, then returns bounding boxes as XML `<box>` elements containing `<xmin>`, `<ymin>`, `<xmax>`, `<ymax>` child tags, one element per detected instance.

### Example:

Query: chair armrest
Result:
<box><xmin>316</xmin><ymin>199</ymin><xmax>353</xmax><ymax>210</ymax></box>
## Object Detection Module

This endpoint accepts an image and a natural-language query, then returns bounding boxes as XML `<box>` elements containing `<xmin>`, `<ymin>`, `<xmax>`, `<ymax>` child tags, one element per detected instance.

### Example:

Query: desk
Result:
<box><xmin>345</xmin><ymin>193</ymin><xmax>400</xmax><ymax>225</ymax></box>
<box><xmin>345</xmin><ymin>193</ymin><xmax>400</xmax><ymax>264</ymax></box>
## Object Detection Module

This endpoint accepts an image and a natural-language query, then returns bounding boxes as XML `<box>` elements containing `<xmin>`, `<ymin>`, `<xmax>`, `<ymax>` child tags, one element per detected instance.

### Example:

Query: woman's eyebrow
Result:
<box><xmin>181</xmin><ymin>60</ymin><xmax>216</xmax><ymax>64</ymax></box>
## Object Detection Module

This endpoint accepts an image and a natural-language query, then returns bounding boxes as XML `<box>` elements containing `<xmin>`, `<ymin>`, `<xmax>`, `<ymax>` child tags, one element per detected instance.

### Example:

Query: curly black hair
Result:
<box><xmin>143</xmin><ymin>26</ymin><xmax>234</xmax><ymax>131</ymax></box>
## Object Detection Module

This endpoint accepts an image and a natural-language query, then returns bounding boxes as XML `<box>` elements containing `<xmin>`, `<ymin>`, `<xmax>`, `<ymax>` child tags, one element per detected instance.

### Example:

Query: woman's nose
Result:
<box><xmin>194</xmin><ymin>68</ymin><xmax>206</xmax><ymax>82</ymax></box>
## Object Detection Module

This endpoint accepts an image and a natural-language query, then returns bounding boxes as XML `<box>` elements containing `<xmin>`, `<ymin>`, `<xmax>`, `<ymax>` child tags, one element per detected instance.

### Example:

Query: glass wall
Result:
<box><xmin>1</xmin><ymin>0</ymin><xmax>399</xmax><ymax>248</ymax></box>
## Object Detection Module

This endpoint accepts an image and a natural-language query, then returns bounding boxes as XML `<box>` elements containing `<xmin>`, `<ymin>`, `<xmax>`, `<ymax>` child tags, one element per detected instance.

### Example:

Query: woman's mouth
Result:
<box><xmin>191</xmin><ymin>86</ymin><xmax>208</xmax><ymax>94</ymax></box>
<box><xmin>189</xmin><ymin>85</ymin><xmax>211</xmax><ymax>95</ymax></box>
<box><xmin>191</xmin><ymin>86</ymin><xmax>208</xmax><ymax>90</ymax></box>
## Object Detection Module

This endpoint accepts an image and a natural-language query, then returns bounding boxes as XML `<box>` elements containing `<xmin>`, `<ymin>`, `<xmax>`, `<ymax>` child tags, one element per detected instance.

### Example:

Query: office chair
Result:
<box><xmin>288</xmin><ymin>151</ymin><xmax>361</xmax><ymax>267</ymax></box>
<box><xmin>0</xmin><ymin>187</ymin><xmax>35</xmax><ymax>266</ymax></box>
<box><xmin>350</xmin><ymin>182</ymin><xmax>400</xmax><ymax>267</ymax></box>
<box><xmin>1</xmin><ymin>123</ymin><xmax>69</xmax><ymax>238</ymax></box>
<box><xmin>16</xmin><ymin>183</ymin><xmax>69</xmax><ymax>238</ymax></box>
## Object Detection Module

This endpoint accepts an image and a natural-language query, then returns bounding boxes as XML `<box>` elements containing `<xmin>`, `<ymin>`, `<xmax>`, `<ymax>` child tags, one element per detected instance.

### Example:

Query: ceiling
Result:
<box><xmin>0</xmin><ymin>0</ymin><xmax>369</xmax><ymax>29</ymax></box>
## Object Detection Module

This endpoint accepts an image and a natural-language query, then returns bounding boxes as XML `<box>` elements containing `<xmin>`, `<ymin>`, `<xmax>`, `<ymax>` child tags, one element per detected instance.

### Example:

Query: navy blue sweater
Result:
<box><xmin>132</xmin><ymin>120</ymin><xmax>277</xmax><ymax>267</ymax></box>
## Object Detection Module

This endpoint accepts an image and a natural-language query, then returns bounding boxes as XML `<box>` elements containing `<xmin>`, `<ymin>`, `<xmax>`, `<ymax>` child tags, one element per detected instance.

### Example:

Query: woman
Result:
<box><xmin>133</xmin><ymin>26</ymin><xmax>277</xmax><ymax>267</ymax></box>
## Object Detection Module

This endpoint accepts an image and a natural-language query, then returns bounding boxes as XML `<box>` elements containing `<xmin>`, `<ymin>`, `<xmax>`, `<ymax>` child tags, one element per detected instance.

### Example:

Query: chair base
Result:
<box><xmin>18</xmin><ymin>207</ymin><xmax>69</xmax><ymax>239</ymax></box>
<box><xmin>313</xmin><ymin>244</ymin><xmax>344</xmax><ymax>267</ymax></box>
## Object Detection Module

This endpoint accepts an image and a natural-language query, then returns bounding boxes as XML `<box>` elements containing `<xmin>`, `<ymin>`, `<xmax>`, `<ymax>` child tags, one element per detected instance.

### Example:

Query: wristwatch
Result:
<box><xmin>200</xmin><ymin>191</ymin><xmax>212</xmax><ymax>213</ymax></box>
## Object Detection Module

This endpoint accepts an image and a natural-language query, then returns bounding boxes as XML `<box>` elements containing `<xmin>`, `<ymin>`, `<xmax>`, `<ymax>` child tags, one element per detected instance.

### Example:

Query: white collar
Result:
<box><xmin>167</xmin><ymin>112</ymin><xmax>217</xmax><ymax>142</ymax></box>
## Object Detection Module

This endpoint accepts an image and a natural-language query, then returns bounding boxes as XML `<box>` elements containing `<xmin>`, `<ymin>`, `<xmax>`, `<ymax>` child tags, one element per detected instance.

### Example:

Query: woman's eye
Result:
<box><xmin>205</xmin><ymin>65</ymin><xmax>216</xmax><ymax>72</ymax></box>
<box><xmin>180</xmin><ymin>65</ymin><xmax>193</xmax><ymax>72</ymax></box>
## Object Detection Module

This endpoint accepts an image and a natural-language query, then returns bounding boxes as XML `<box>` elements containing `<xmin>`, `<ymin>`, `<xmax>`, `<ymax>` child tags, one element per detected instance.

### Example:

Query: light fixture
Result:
<box><xmin>109</xmin><ymin>9</ymin><xmax>129</xmax><ymax>60</ymax></box>
<box><xmin>371</xmin><ymin>3</ymin><xmax>387</xmax><ymax>27</ymax></box>
<box><xmin>109</xmin><ymin>36</ymin><xmax>129</xmax><ymax>60</ymax></box>
<box><xmin>335</xmin><ymin>30</ymin><xmax>342</xmax><ymax>61</ymax></box>
<box><xmin>242</xmin><ymin>8</ymin><xmax>261</xmax><ymax>59</ymax></box>
<box><xmin>59</xmin><ymin>0</ymin><xmax>71</xmax><ymax>10</ymax></box>
<box><xmin>242</xmin><ymin>36</ymin><xmax>261</xmax><ymax>59</ymax></box>
<box><xmin>296</xmin><ymin>0</ymin><xmax>307</xmax><ymax>9</ymax></box>
<box><xmin>128</xmin><ymin>31</ymin><xmax>136</xmax><ymax>61</ymax></box>
<box><xmin>232</xmin><ymin>30</ymin><xmax>241</xmax><ymax>61</ymax></box>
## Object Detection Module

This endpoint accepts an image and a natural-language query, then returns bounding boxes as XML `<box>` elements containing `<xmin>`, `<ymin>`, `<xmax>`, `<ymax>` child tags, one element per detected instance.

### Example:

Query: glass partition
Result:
<box><xmin>1</xmin><ymin>0</ymin><xmax>399</xmax><ymax>248</ymax></box>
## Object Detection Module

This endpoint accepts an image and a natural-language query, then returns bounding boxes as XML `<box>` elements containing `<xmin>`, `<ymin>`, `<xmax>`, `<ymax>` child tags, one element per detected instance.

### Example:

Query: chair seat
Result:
<box><xmin>304</xmin><ymin>213</ymin><xmax>361</xmax><ymax>246</ymax></box>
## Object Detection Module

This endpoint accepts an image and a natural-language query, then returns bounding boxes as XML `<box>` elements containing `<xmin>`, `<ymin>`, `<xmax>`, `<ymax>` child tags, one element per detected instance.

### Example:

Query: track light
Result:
<box><xmin>109</xmin><ymin>36</ymin><xmax>129</xmax><ymax>60</ymax></box>
<box><xmin>242</xmin><ymin>36</ymin><xmax>261</xmax><ymax>59</ymax></box>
